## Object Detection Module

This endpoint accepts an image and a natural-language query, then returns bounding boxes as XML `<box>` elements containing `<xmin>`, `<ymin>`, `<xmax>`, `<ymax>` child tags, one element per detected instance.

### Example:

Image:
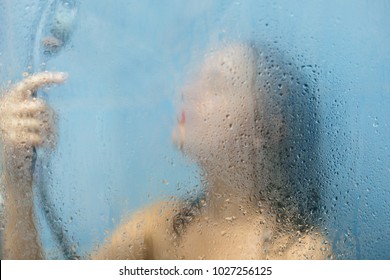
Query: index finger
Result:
<box><xmin>11</xmin><ymin>72</ymin><xmax>68</xmax><ymax>100</ymax></box>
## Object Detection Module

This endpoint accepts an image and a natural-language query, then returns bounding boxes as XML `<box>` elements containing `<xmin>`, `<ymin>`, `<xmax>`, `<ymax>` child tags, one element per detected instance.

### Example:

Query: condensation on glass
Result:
<box><xmin>0</xmin><ymin>0</ymin><xmax>389</xmax><ymax>260</ymax></box>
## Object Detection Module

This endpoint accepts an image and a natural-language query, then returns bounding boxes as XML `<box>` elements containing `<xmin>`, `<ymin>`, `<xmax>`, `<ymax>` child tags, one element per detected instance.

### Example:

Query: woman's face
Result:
<box><xmin>172</xmin><ymin>45</ymin><xmax>256</xmax><ymax>164</ymax></box>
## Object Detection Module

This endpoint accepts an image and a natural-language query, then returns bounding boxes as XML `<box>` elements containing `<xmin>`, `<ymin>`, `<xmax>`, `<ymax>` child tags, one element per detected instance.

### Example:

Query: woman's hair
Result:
<box><xmin>249</xmin><ymin>41</ymin><xmax>322</xmax><ymax>232</ymax></box>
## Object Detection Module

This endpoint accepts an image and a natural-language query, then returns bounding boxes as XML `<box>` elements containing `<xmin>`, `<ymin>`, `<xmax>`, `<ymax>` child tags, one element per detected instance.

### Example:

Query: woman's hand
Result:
<box><xmin>0</xmin><ymin>72</ymin><xmax>67</xmax><ymax>149</ymax></box>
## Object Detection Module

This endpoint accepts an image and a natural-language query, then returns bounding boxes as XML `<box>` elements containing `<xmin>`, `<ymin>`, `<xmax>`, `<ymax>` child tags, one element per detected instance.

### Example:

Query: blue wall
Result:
<box><xmin>1</xmin><ymin>0</ymin><xmax>389</xmax><ymax>259</ymax></box>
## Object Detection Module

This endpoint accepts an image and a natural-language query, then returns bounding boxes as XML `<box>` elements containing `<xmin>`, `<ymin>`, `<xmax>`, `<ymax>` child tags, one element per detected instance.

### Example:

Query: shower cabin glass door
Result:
<box><xmin>0</xmin><ymin>0</ymin><xmax>389</xmax><ymax>260</ymax></box>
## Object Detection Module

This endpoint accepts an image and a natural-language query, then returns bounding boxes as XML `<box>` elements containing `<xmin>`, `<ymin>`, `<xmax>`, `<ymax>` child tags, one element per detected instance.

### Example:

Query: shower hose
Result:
<box><xmin>32</xmin><ymin>0</ymin><xmax>79</xmax><ymax>260</ymax></box>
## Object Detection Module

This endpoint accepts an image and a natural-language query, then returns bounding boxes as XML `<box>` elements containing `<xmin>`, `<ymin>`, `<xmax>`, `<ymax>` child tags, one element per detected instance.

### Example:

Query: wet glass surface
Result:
<box><xmin>0</xmin><ymin>0</ymin><xmax>389</xmax><ymax>259</ymax></box>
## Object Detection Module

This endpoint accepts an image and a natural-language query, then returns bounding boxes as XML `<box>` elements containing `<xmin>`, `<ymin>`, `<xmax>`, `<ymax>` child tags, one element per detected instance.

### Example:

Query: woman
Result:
<box><xmin>0</xmin><ymin>43</ymin><xmax>331</xmax><ymax>259</ymax></box>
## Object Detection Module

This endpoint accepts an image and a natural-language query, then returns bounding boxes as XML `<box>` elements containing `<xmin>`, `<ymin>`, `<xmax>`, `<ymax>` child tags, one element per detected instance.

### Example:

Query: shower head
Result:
<box><xmin>41</xmin><ymin>0</ymin><xmax>78</xmax><ymax>56</ymax></box>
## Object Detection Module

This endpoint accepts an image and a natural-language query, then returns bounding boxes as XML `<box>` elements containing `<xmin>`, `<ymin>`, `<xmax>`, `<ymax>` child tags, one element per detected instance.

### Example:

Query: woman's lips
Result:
<box><xmin>179</xmin><ymin>110</ymin><xmax>186</xmax><ymax>125</ymax></box>
<box><xmin>178</xmin><ymin>110</ymin><xmax>186</xmax><ymax>150</ymax></box>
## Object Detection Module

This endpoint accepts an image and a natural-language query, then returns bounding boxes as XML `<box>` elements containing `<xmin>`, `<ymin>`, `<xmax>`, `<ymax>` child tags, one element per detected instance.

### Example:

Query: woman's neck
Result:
<box><xmin>202</xmin><ymin>161</ymin><xmax>260</xmax><ymax>219</ymax></box>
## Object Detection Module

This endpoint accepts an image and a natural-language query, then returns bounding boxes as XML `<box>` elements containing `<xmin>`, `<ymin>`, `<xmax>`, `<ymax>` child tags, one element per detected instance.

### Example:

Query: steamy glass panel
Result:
<box><xmin>0</xmin><ymin>0</ymin><xmax>389</xmax><ymax>260</ymax></box>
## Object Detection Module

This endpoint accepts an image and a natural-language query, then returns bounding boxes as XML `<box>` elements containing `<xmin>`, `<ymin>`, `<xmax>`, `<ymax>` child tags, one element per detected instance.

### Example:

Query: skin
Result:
<box><xmin>0</xmin><ymin>46</ymin><xmax>331</xmax><ymax>260</ymax></box>
<box><xmin>0</xmin><ymin>72</ymin><xmax>66</xmax><ymax>259</ymax></box>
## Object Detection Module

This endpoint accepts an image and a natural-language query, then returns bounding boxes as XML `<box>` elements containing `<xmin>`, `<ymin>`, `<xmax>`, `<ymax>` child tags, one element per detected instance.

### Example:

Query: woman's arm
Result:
<box><xmin>0</xmin><ymin>72</ymin><xmax>67</xmax><ymax>259</ymax></box>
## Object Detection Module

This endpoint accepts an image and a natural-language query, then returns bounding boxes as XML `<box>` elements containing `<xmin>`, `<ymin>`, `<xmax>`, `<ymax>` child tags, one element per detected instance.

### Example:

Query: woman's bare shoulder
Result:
<box><xmin>92</xmin><ymin>200</ymin><xmax>180</xmax><ymax>259</ymax></box>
